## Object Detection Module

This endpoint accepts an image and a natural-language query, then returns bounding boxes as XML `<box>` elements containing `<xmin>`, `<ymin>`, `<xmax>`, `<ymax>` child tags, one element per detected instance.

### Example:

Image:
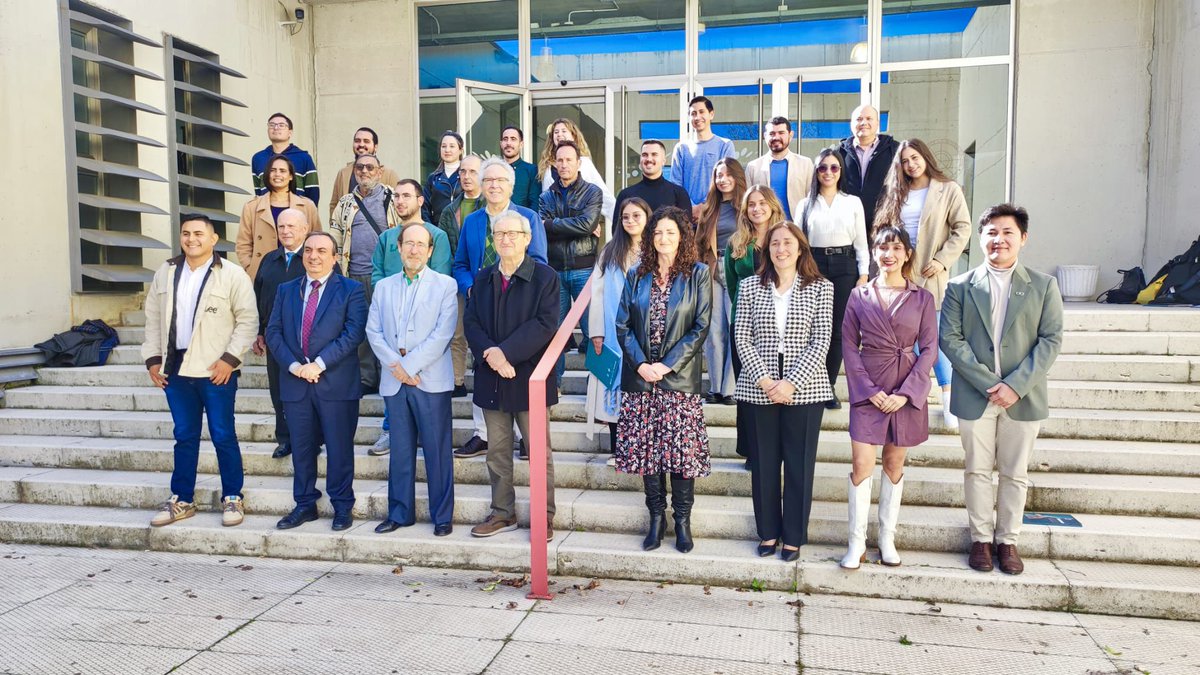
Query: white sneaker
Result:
<box><xmin>605</xmin><ymin>456</ymin><xmax>617</xmax><ymax>467</ymax></box>
<box><xmin>942</xmin><ymin>408</ymin><xmax>959</xmax><ymax>430</ymax></box>
<box><xmin>222</xmin><ymin>495</ymin><xmax>244</xmax><ymax>527</ymax></box>
<box><xmin>369</xmin><ymin>430</ymin><xmax>391</xmax><ymax>456</ymax></box>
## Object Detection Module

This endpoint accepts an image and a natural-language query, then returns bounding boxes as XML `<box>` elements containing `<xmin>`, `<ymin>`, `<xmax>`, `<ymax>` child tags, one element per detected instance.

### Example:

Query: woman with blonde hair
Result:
<box><xmin>538</xmin><ymin>117</ymin><xmax>616</xmax><ymax>220</ymax></box>
<box><xmin>873</xmin><ymin>138</ymin><xmax>971</xmax><ymax>429</ymax></box>
<box><xmin>695</xmin><ymin>157</ymin><xmax>747</xmax><ymax>405</ymax></box>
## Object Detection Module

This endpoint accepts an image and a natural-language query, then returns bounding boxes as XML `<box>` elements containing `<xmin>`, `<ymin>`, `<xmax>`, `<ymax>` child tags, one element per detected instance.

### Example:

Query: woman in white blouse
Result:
<box><xmin>794</xmin><ymin>149</ymin><xmax>869</xmax><ymax>409</ymax></box>
<box><xmin>537</xmin><ymin>118</ymin><xmax>617</xmax><ymax>223</ymax></box>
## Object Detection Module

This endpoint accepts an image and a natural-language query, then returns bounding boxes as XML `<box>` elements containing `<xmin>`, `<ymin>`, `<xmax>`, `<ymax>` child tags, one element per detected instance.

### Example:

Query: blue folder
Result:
<box><xmin>585</xmin><ymin>342</ymin><xmax>622</xmax><ymax>390</ymax></box>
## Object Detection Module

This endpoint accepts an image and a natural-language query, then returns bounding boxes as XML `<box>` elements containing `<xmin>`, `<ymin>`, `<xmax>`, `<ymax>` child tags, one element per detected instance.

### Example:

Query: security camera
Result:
<box><xmin>295</xmin><ymin>8</ymin><xmax>305</xmax><ymax>21</ymax></box>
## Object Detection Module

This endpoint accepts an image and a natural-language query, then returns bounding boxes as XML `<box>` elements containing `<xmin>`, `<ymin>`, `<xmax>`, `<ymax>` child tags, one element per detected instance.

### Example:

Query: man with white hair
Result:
<box><xmin>836</xmin><ymin>104</ymin><xmax>898</xmax><ymax>239</ymax></box>
<box><xmin>451</xmin><ymin>156</ymin><xmax>548</xmax><ymax>461</ymax></box>
<box><xmin>462</xmin><ymin>209</ymin><xmax>560</xmax><ymax>539</ymax></box>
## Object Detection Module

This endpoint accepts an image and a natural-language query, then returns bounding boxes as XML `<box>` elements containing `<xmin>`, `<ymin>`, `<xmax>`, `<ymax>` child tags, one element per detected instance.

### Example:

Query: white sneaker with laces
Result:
<box><xmin>222</xmin><ymin>495</ymin><xmax>244</xmax><ymax>527</ymax></box>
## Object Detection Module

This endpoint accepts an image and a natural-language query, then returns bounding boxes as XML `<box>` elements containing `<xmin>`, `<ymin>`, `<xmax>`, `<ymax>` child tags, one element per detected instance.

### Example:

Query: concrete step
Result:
<box><xmin>1</xmin><ymin>465</ymin><xmax>1197</xmax><ymax>565</ymax></box>
<box><xmin>8</xmin><ymin>386</ymin><xmax>1200</xmax><ymax>443</ymax></box>
<box><xmin>0</xmin><ymin>502</ymin><xmax>1195</xmax><ymax>620</ymax></box>
<box><xmin>3</xmin><ymin>437</ymin><xmax>1196</xmax><ymax>519</ymax></box>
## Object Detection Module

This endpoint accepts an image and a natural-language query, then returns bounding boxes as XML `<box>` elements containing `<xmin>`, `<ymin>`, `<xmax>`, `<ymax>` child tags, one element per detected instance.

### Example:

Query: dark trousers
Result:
<box><xmin>351</xmin><ymin>274</ymin><xmax>380</xmax><ymax>390</ymax></box>
<box><xmin>731</xmin><ymin>338</ymin><xmax>752</xmax><ymax>459</ymax></box>
<box><xmin>163</xmin><ymin>355</ymin><xmax>243</xmax><ymax>503</ymax></box>
<box><xmin>813</xmin><ymin>250</ymin><xmax>857</xmax><ymax>390</ymax></box>
<box><xmin>284</xmin><ymin>388</ymin><xmax>358</xmax><ymax>513</ymax></box>
<box><xmin>265</xmin><ymin>351</ymin><xmax>290</xmax><ymax>450</ymax></box>
<box><xmin>749</xmin><ymin>401</ymin><xmax>824</xmax><ymax>547</ymax></box>
<box><xmin>384</xmin><ymin>387</ymin><xmax>454</xmax><ymax>526</ymax></box>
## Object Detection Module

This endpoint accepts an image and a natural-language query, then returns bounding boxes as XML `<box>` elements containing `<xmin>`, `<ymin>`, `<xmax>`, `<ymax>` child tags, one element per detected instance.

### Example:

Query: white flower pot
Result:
<box><xmin>1056</xmin><ymin>265</ymin><xmax>1100</xmax><ymax>302</ymax></box>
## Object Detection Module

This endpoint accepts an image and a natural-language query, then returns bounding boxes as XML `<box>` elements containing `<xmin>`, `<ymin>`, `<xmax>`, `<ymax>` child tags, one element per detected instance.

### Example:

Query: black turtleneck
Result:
<box><xmin>613</xmin><ymin>174</ymin><xmax>693</xmax><ymax>227</ymax></box>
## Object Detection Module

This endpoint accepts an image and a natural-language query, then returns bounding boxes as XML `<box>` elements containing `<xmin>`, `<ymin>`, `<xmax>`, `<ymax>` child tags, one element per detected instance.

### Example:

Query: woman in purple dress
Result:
<box><xmin>839</xmin><ymin>226</ymin><xmax>937</xmax><ymax>569</ymax></box>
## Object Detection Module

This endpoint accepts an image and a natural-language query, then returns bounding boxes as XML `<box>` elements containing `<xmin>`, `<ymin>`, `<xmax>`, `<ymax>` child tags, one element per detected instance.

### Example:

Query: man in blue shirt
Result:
<box><xmin>745</xmin><ymin>116</ymin><xmax>814</xmax><ymax>221</ymax></box>
<box><xmin>670</xmin><ymin>96</ymin><xmax>735</xmax><ymax>220</ymax></box>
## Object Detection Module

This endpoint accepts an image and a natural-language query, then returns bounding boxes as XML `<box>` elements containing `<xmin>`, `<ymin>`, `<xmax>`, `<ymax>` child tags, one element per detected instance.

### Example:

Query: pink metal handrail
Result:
<box><xmin>525</xmin><ymin>276</ymin><xmax>593</xmax><ymax>600</ymax></box>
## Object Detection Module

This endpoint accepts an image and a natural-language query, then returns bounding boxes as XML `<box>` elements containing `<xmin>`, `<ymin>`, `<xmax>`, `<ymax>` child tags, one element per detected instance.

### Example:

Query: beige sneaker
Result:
<box><xmin>150</xmin><ymin>496</ymin><xmax>195</xmax><ymax>527</ymax></box>
<box><xmin>222</xmin><ymin>496</ymin><xmax>244</xmax><ymax>527</ymax></box>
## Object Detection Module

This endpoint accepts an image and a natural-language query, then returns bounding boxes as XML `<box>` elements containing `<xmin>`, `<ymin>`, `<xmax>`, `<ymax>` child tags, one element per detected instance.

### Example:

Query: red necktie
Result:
<box><xmin>301</xmin><ymin>279</ymin><xmax>321</xmax><ymax>358</ymax></box>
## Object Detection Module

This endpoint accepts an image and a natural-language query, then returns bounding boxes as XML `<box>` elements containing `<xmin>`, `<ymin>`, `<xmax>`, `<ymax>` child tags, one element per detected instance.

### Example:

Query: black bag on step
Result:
<box><xmin>1148</xmin><ymin>236</ymin><xmax>1200</xmax><ymax>306</ymax></box>
<box><xmin>1097</xmin><ymin>267</ymin><xmax>1145</xmax><ymax>304</ymax></box>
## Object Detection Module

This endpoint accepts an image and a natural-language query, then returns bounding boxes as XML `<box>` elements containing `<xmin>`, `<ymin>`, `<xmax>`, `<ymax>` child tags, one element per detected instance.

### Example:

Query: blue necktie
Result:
<box><xmin>285</xmin><ymin>251</ymin><xmax>294</xmax><ymax>268</ymax></box>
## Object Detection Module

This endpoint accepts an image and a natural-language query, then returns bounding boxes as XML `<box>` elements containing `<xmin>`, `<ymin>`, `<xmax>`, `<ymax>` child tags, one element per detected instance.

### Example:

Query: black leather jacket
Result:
<box><xmin>616</xmin><ymin>263</ymin><xmax>712</xmax><ymax>394</ymax></box>
<box><xmin>538</xmin><ymin>177</ymin><xmax>602</xmax><ymax>271</ymax></box>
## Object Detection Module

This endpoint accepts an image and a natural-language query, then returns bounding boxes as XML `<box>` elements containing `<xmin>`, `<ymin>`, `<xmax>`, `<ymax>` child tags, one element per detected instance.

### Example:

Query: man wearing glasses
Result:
<box><xmin>252</xmin><ymin>112</ymin><xmax>319</xmax><ymax>205</ymax></box>
<box><xmin>329</xmin><ymin>153</ymin><xmax>399</xmax><ymax>395</ymax></box>
<box><xmin>451</xmin><ymin>157</ymin><xmax>548</xmax><ymax>461</ymax></box>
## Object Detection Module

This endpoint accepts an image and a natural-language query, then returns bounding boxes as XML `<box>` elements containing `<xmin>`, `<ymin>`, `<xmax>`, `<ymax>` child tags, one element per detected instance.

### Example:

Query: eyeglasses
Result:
<box><xmin>401</xmin><ymin>240</ymin><xmax>429</xmax><ymax>249</ymax></box>
<box><xmin>492</xmin><ymin>230</ymin><xmax>526</xmax><ymax>241</ymax></box>
<box><xmin>482</xmin><ymin>177</ymin><xmax>511</xmax><ymax>185</ymax></box>
<box><xmin>817</xmin><ymin>165</ymin><xmax>841</xmax><ymax>174</ymax></box>
<box><xmin>353</xmin><ymin>163</ymin><xmax>379</xmax><ymax>171</ymax></box>
<box><xmin>267</xmin><ymin>122</ymin><xmax>290</xmax><ymax>129</ymax></box>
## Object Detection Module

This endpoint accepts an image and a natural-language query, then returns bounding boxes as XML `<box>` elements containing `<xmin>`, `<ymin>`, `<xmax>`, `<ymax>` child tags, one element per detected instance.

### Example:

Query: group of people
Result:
<box><xmin>141</xmin><ymin>99</ymin><xmax>1063</xmax><ymax>576</ymax></box>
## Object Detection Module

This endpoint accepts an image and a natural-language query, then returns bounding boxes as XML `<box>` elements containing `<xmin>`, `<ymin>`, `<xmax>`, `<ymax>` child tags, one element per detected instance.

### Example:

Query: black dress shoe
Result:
<box><xmin>825</xmin><ymin>398</ymin><xmax>842</xmax><ymax>410</ymax></box>
<box><xmin>757</xmin><ymin>540</ymin><xmax>779</xmax><ymax>557</ymax></box>
<box><xmin>780</xmin><ymin>546</ymin><xmax>800</xmax><ymax>562</ymax></box>
<box><xmin>702</xmin><ymin>393</ymin><xmax>718</xmax><ymax>404</ymax></box>
<box><xmin>276</xmin><ymin>506</ymin><xmax>318</xmax><ymax>530</ymax></box>
<box><xmin>271</xmin><ymin>444</ymin><xmax>292</xmax><ymax>459</ymax></box>
<box><xmin>517</xmin><ymin>439</ymin><xmax>529</xmax><ymax>461</ymax></box>
<box><xmin>452</xmin><ymin>384</ymin><xmax>468</xmax><ymax>398</ymax></box>
<box><xmin>434</xmin><ymin>523</ymin><xmax>453</xmax><ymax>536</ymax></box>
<box><xmin>719</xmin><ymin>395</ymin><xmax>736</xmax><ymax>406</ymax></box>
<box><xmin>375</xmin><ymin>519</ymin><xmax>401</xmax><ymax>534</ymax></box>
<box><xmin>453</xmin><ymin>435</ymin><xmax>488</xmax><ymax>459</ymax></box>
<box><xmin>331</xmin><ymin>512</ymin><xmax>353</xmax><ymax>531</ymax></box>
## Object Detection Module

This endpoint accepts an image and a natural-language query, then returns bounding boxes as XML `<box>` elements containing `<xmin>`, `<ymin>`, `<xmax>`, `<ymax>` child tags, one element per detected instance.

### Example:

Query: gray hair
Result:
<box><xmin>461</xmin><ymin>153</ymin><xmax>484</xmax><ymax>167</ymax></box>
<box><xmin>491</xmin><ymin>209</ymin><xmax>531</xmax><ymax>235</ymax></box>
<box><xmin>355</xmin><ymin>153</ymin><xmax>381</xmax><ymax>166</ymax></box>
<box><xmin>480</xmin><ymin>155</ymin><xmax>515</xmax><ymax>182</ymax></box>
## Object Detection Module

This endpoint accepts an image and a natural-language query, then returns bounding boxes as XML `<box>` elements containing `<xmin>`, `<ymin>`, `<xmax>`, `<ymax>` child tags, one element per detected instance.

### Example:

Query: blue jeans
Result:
<box><xmin>917</xmin><ymin>310</ymin><xmax>954</xmax><ymax>388</ymax></box>
<box><xmin>163</xmin><ymin>361</ymin><xmax>243</xmax><ymax>503</ymax></box>
<box><xmin>704</xmin><ymin>264</ymin><xmax>735</xmax><ymax>397</ymax></box>
<box><xmin>556</xmin><ymin>267</ymin><xmax>591</xmax><ymax>383</ymax></box>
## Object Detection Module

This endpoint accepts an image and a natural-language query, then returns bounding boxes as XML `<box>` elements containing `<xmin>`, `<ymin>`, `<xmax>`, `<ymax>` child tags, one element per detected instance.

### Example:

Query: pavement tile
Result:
<box><xmin>0</xmin><ymin>548</ymin><xmax>141</xmax><ymax>579</ymax></box>
<box><xmin>486</xmin><ymin>641</ymin><xmax>796</xmax><ymax>674</ymax></box>
<box><xmin>1083</xmin><ymin>627</ymin><xmax>1200</xmax><ymax>667</ymax></box>
<box><xmin>0</xmin><ymin>574</ymin><xmax>79</xmax><ymax>603</ymax></box>
<box><xmin>799</xmin><ymin>634</ymin><xmax>1117</xmax><ymax>674</ymax></box>
<box><xmin>799</xmin><ymin>605</ymin><xmax>1103</xmax><ymax>658</ymax></box>
<box><xmin>210</xmin><ymin>619</ymin><xmax>504</xmax><ymax>672</ymax></box>
<box><xmin>0</xmin><ymin>603</ymin><xmax>245</xmax><ymax>650</ymax></box>
<box><xmin>1075</xmin><ymin>612</ymin><xmax>1200</xmax><ymax>636</ymax></box>
<box><xmin>35</xmin><ymin>579</ymin><xmax>288</xmax><ymax>620</ymax></box>
<box><xmin>98</xmin><ymin>557</ymin><xmax>330</xmax><ymax>596</ymax></box>
<box><xmin>538</xmin><ymin>582</ymin><xmax>798</xmax><ymax>632</ymax></box>
<box><xmin>170</xmin><ymin>651</ymin><xmax>458</xmax><ymax>675</ymax></box>
<box><xmin>511</xmin><ymin>611</ymin><xmax>799</xmax><ymax>666</ymax></box>
<box><xmin>1109</xmin><ymin>660</ymin><xmax>1200</xmax><ymax>675</ymax></box>
<box><xmin>301</xmin><ymin>566</ymin><xmax>538</xmax><ymax>610</ymax></box>
<box><xmin>0</xmin><ymin>633</ymin><xmax>196</xmax><ymax>675</ymax></box>
<box><xmin>797</xmin><ymin>592</ymin><xmax>1083</xmax><ymax>626</ymax></box>
<box><xmin>256</xmin><ymin>593</ymin><xmax>526</xmax><ymax>639</ymax></box>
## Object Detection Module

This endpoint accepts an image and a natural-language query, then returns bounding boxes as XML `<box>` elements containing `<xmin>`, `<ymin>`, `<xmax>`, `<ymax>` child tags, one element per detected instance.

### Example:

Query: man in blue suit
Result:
<box><xmin>266</xmin><ymin>231</ymin><xmax>368</xmax><ymax>531</ymax></box>
<box><xmin>367</xmin><ymin>224</ymin><xmax>459</xmax><ymax>536</ymax></box>
<box><xmin>451</xmin><ymin>156</ymin><xmax>548</xmax><ymax>460</ymax></box>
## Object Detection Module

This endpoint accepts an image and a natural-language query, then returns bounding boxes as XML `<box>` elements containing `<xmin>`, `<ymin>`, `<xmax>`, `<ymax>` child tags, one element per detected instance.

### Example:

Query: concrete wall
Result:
<box><xmin>1145</xmin><ymin>0</ymin><xmax>1200</xmax><ymax>275</ymax></box>
<box><xmin>0</xmin><ymin>0</ymin><xmax>316</xmax><ymax>349</ymax></box>
<box><xmin>1012</xmin><ymin>0</ymin><xmax>1155</xmax><ymax>292</ymax></box>
<box><xmin>313</xmin><ymin>0</ymin><xmax>420</xmax><ymax>187</ymax></box>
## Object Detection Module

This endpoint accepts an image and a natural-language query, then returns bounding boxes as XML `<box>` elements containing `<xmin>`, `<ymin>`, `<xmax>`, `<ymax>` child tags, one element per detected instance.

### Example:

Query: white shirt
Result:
<box><xmin>395</xmin><ymin>267</ymin><xmax>427</xmax><ymax>352</ymax></box>
<box><xmin>900</xmin><ymin>187</ymin><xmax>928</xmax><ymax>248</ymax></box>
<box><xmin>773</xmin><ymin>277</ymin><xmax>796</xmax><ymax>353</ymax></box>
<box><xmin>174</xmin><ymin>255</ymin><xmax>214</xmax><ymax>350</ymax></box>
<box><xmin>986</xmin><ymin>262</ymin><xmax>1016</xmax><ymax>376</ymax></box>
<box><xmin>796</xmin><ymin>192</ymin><xmax>870</xmax><ymax>276</ymax></box>
<box><xmin>289</xmin><ymin>270</ymin><xmax>335</xmax><ymax>374</ymax></box>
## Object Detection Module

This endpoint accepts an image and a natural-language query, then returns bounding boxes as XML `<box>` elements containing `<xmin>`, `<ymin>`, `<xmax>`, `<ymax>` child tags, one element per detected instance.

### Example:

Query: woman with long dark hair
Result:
<box><xmin>694</xmin><ymin>158</ymin><xmax>746</xmax><ymax>405</ymax></box>
<box><xmin>795</xmin><ymin>149</ymin><xmax>868</xmax><ymax>409</ymax></box>
<box><xmin>587</xmin><ymin>198</ymin><xmax>650</xmax><ymax>460</ymax></box>
<box><xmin>733</xmin><ymin>221</ymin><xmax>833</xmax><ymax>561</ymax></box>
<box><xmin>615</xmin><ymin>206</ymin><xmax>712</xmax><ymax>554</ymax></box>
<box><xmin>236</xmin><ymin>154</ymin><xmax>321</xmax><ymax>280</ymax></box>
<box><xmin>839</xmin><ymin>225</ymin><xmax>937</xmax><ymax>569</ymax></box>
<box><xmin>422</xmin><ymin>130</ymin><xmax>463</xmax><ymax>223</ymax></box>
<box><xmin>873</xmin><ymin>138</ymin><xmax>971</xmax><ymax>429</ymax></box>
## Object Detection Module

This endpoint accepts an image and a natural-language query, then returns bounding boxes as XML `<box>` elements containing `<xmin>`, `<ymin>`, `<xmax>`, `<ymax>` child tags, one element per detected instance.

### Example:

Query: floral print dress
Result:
<box><xmin>614</xmin><ymin>277</ymin><xmax>711</xmax><ymax>478</ymax></box>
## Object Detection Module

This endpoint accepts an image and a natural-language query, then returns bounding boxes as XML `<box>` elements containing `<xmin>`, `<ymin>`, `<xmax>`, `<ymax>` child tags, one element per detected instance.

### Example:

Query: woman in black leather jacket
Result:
<box><xmin>614</xmin><ymin>206</ymin><xmax>712</xmax><ymax>554</ymax></box>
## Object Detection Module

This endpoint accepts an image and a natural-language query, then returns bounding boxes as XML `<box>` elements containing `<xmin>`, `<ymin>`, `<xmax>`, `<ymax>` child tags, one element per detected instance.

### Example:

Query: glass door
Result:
<box><xmin>693</xmin><ymin>77</ymin><xmax>771</xmax><ymax>169</ymax></box>
<box><xmin>792</xmin><ymin>73</ymin><xmax>871</xmax><ymax>159</ymax></box>
<box><xmin>615</xmin><ymin>84</ymin><xmax>687</xmax><ymax>193</ymax></box>
<box><xmin>530</xmin><ymin>86</ymin><xmax>611</xmax><ymax>194</ymax></box>
<box><xmin>455</xmin><ymin>79</ymin><xmax>532</xmax><ymax>162</ymax></box>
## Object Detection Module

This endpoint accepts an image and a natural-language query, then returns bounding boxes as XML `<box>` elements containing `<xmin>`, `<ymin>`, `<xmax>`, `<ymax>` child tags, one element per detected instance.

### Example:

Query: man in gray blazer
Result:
<box><xmin>940</xmin><ymin>204</ymin><xmax>1063</xmax><ymax>576</ymax></box>
<box><xmin>366</xmin><ymin>224</ymin><xmax>460</xmax><ymax>536</ymax></box>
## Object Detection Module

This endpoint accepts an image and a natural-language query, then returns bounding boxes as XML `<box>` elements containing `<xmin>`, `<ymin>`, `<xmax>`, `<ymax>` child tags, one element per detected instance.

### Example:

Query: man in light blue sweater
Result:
<box><xmin>670</xmin><ymin>95</ymin><xmax>736</xmax><ymax>220</ymax></box>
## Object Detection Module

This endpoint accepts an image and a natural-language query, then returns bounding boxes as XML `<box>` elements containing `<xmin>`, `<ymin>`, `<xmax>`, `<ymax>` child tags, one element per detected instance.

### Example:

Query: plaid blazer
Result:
<box><xmin>733</xmin><ymin>275</ymin><xmax>834</xmax><ymax>406</ymax></box>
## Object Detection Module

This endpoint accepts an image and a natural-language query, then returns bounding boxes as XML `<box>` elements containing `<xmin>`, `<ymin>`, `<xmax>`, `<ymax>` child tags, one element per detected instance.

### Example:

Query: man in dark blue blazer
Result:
<box><xmin>266</xmin><ymin>231</ymin><xmax>367</xmax><ymax>531</ymax></box>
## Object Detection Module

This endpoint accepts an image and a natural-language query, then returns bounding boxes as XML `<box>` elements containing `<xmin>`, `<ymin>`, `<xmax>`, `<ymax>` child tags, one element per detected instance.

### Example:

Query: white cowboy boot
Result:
<box><xmin>877</xmin><ymin>473</ymin><xmax>905</xmax><ymax>566</ymax></box>
<box><xmin>840</xmin><ymin>474</ymin><xmax>872</xmax><ymax>569</ymax></box>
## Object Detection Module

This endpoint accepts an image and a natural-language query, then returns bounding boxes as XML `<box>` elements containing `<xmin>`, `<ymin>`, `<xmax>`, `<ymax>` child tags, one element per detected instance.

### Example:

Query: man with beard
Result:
<box><xmin>612</xmin><ymin>140</ymin><xmax>691</xmax><ymax>225</ymax></box>
<box><xmin>500</xmin><ymin>126</ymin><xmax>540</xmax><ymax>209</ymax></box>
<box><xmin>746</xmin><ymin>117</ymin><xmax>813</xmax><ymax>221</ymax></box>
<box><xmin>328</xmin><ymin>127</ymin><xmax>401</xmax><ymax>219</ymax></box>
<box><xmin>330</xmin><ymin>153</ymin><xmax>399</xmax><ymax>395</ymax></box>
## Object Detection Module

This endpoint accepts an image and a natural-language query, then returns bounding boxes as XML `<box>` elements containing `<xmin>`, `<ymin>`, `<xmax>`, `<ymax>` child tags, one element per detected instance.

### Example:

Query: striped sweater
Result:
<box><xmin>251</xmin><ymin>143</ymin><xmax>320</xmax><ymax>206</ymax></box>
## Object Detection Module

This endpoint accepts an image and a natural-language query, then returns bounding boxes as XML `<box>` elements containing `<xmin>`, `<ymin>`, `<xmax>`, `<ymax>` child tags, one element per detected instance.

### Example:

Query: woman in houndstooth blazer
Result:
<box><xmin>733</xmin><ymin>221</ymin><xmax>834</xmax><ymax>562</ymax></box>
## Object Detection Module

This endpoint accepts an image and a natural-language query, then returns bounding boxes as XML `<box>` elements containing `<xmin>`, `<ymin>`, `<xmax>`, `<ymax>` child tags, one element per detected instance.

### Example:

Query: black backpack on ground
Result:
<box><xmin>1097</xmin><ymin>267</ymin><xmax>1146</xmax><ymax>304</ymax></box>
<box><xmin>1148</xmin><ymin>236</ymin><xmax>1200</xmax><ymax>306</ymax></box>
<box><xmin>35</xmin><ymin>319</ymin><xmax>120</xmax><ymax>367</ymax></box>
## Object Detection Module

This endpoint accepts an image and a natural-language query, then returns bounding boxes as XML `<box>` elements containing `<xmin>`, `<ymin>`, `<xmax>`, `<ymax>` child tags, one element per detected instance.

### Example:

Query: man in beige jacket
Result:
<box><xmin>142</xmin><ymin>214</ymin><xmax>258</xmax><ymax>529</ymax></box>
<box><xmin>745</xmin><ymin>116</ymin><xmax>813</xmax><ymax>221</ymax></box>
<box><xmin>327</xmin><ymin>127</ymin><xmax>401</xmax><ymax>219</ymax></box>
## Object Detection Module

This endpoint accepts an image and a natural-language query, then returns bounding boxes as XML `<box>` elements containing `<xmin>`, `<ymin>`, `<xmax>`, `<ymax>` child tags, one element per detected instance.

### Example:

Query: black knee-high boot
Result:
<box><xmin>642</xmin><ymin>473</ymin><xmax>667</xmax><ymax>550</ymax></box>
<box><xmin>608</xmin><ymin>422</ymin><xmax>618</xmax><ymax>455</ymax></box>
<box><xmin>670</xmin><ymin>475</ymin><xmax>695</xmax><ymax>553</ymax></box>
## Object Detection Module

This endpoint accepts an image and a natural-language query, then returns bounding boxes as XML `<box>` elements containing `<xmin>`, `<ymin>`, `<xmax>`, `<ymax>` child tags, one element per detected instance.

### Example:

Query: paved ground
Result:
<box><xmin>0</xmin><ymin>544</ymin><xmax>1195</xmax><ymax>675</ymax></box>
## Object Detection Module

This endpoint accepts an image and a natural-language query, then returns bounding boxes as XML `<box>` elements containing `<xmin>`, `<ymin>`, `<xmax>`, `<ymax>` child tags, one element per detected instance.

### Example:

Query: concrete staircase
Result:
<box><xmin>1</xmin><ymin>306</ymin><xmax>1199</xmax><ymax>620</ymax></box>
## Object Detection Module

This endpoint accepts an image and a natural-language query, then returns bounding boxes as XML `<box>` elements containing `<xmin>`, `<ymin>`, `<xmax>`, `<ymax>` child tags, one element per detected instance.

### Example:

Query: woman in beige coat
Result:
<box><xmin>874</xmin><ymin>139</ymin><xmax>970</xmax><ymax>428</ymax></box>
<box><xmin>236</xmin><ymin>154</ymin><xmax>322</xmax><ymax>280</ymax></box>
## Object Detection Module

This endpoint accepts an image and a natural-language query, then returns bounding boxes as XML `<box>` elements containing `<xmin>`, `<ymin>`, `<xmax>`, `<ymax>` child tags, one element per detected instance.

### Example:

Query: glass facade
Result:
<box><xmin>530</xmin><ymin>1</ymin><xmax>685</xmax><ymax>82</ymax></box>
<box><xmin>417</xmin><ymin>0</ymin><xmax>519</xmax><ymax>89</ymax></box>
<box><xmin>699</xmin><ymin>0</ymin><xmax>869</xmax><ymax>73</ymax></box>
<box><xmin>882</xmin><ymin>0</ymin><xmax>1011</xmax><ymax>62</ymax></box>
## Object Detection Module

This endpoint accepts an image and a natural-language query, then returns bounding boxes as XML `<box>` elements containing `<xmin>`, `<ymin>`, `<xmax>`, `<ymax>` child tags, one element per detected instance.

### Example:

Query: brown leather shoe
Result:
<box><xmin>968</xmin><ymin>541</ymin><xmax>994</xmax><ymax>572</ymax></box>
<box><xmin>997</xmin><ymin>544</ymin><xmax>1024</xmax><ymax>575</ymax></box>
